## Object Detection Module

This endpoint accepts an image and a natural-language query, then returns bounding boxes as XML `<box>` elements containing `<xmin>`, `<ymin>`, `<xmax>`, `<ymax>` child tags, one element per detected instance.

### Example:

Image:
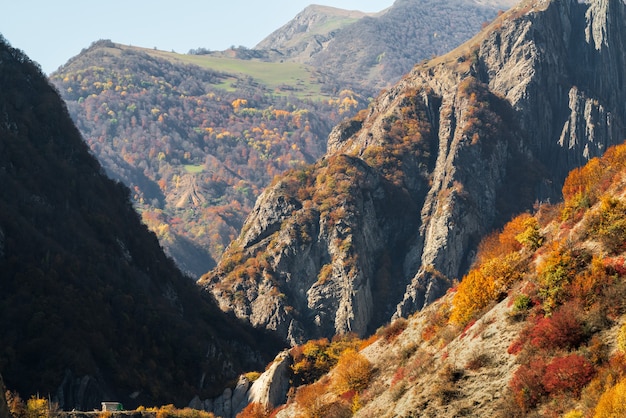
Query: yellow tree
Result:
<box><xmin>594</xmin><ymin>378</ymin><xmax>626</xmax><ymax>417</ymax></box>
<box><xmin>331</xmin><ymin>349</ymin><xmax>372</xmax><ymax>394</ymax></box>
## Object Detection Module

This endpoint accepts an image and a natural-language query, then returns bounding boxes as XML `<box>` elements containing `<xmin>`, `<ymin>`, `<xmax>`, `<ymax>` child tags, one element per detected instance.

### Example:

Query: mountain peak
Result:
<box><xmin>255</xmin><ymin>0</ymin><xmax>518</xmax><ymax>92</ymax></box>
<box><xmin>254</xmin><ymin>4</ymin><xmax>374</xmax><ymax>57</ymax></box>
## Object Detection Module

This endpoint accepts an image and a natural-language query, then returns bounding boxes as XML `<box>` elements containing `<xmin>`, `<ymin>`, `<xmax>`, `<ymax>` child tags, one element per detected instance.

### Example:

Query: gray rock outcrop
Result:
<box><xmin>202</xmin><ymin>0</ymin><xmax>626</xmax><ymax>342</ymax></box>
<box><xmin>246</xmin><ymin>350</ymin><xmax>292</xmax><ymax>410</ymax></box>
<box><xmin>192</xmin><ymin>350</ymin><xmax>292</xmax><ymax>418</ymax></box>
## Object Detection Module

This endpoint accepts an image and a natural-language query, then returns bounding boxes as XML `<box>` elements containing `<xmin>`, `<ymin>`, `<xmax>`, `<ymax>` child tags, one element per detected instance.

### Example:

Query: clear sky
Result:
<box><xmin>1</xmin><ymin>1</ymin><xmax>395</xmax><ymax>75</ymax></box>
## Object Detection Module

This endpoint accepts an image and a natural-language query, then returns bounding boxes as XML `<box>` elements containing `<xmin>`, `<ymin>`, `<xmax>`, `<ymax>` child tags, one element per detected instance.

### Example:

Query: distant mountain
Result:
<box><xmin>51</xmin><ymin>0</ymin><xmax>519</xmax><ymax>280</ymax></box>
<box><xmin>200</xmin><ymin>0</ymin><xmax>626</xmax><ymax>344</ymax></box>
<box><xmin>51</xmin><ymin>40</ymin><xmax>359</xmax><ymax>278</ymax></box>
<box><xmin>255</xmin><ymin>0</ymin><xmax>519</xmax><ymax>93</ymax></box>
<box><xmin>0</xmin><ymin>36</ymin><xmax>281</xmax><ymax>409</ymax></box>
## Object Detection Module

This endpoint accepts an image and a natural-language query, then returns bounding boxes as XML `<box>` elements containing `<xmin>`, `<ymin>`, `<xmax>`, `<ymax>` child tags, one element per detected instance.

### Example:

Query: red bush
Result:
<box><xmin>542</xmin><ymin>354</ymin><xmax>595</xmax><ymax>396</ymax></box>
<box><xmin>507</xmin><ymin>338</ymin><xmax>525</xmax><ymax>355</ymax></box>
<box><xmin>604</xmin><ymin>256</ymin><xmax>626</xmax><ymax>276</ymax></box>
<box><xmin>528</xmin><ymin>303</ymin><xmax>584</xmax><ymax>351</ymax></box>
<box><xmin>391</xmin><ymin>366</ymin><xmax>406</xmax><ymax>387</ymax></box>
<box><xmin>510</xmin><ymin>358</ymin><xmax>547</xmax><ymax>410</ymax></box>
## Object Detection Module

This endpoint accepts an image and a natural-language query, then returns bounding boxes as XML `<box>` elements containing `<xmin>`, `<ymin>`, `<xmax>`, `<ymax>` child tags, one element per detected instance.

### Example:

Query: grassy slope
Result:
<box><xmin>131</xmin><ymin>46</ymin><xmax>331</xmax><ymax>100</ymax></box>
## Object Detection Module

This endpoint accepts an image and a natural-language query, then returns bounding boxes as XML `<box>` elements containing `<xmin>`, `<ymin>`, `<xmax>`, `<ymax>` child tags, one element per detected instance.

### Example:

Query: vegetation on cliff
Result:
<box><xmin>243</xmin><ymin>141</ymin><xmax>626</xmax><ymax>417</ymax></box>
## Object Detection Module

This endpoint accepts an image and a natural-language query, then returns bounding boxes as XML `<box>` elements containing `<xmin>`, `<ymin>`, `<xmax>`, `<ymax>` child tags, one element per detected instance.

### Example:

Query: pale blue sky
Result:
<box><xmin>0</xmin><ymin>1</ymin><xmax>394</xmax><ymax>74</ymax></box>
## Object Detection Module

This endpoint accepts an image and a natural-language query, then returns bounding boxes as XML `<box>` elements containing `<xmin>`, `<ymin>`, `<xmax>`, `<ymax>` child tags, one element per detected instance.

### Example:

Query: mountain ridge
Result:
<box><xmin>255</xmin><ymin>0</ymin><xmax>519</xmax><ymax>92</ymax></box>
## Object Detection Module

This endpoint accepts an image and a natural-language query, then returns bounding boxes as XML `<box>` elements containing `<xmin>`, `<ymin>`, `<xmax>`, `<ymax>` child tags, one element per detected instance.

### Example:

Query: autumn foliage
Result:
<box><xmin>542</xmin><ymin>354</ymin><xmax>595</xmax><ymax>396</ymax></box>
<box><xmin>237</xmin><ymin>402</ymin><xmax>269</xmax><ymax>418</ymax></box>
<box><xmin>51</xmin><ymin>42</ymin><xmax>365</xmax><ymax>271</ymax></box>
<box><xmin>450</xmin><ymin>212</ymin><xmax>535</xmax><ymax>325</ymax></box>
<box><xmin>594</xmin><ymin>378</ymin><xmax>626</xmax><ymax>417</ymax></box>
<box><xmin>290</xmin><ymin>336</ymin><xmax>363</xmax><ymax>387</ymax></box>
<box><xmin>527</xmin><ymin>302</ymin><xmax>585</xmax><ymax>352</ymax></box>
<box><xmin>331</xmin><ymin>349</ymin><xmax>372</xmax><ymax>394</ymax></box>
<box><xmin>484</xmin><ymin>144</ymin><xmax>626</xmax><ymax>415</ymax></box>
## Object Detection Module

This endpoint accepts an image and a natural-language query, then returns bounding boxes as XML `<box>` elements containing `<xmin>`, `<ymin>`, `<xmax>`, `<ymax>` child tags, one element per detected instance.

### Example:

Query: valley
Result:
<box><xmin>2</xmin><ymin>0</ymin><xmax>626</xmax><ymax>416</ymax></box>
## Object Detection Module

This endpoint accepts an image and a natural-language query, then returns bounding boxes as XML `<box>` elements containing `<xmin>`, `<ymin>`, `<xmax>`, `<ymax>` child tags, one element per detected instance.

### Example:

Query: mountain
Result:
<box><xmin>200</xmin><ymin>0</ymin><xmax>626</xmax><ymax>344</ymax></box>
<box><xmin>51</xmin><ymin>0</ymin><xmax>520</xmax><ymax>281</ymax></box>
<box><xmin>255</xmin><ymin>0</ymin><xmax>519</xmax><ymax>93</ymax></box>
<box><xmin>50</xmin><ymin>40</ymin><xmax>354</xmax><ymax>278</ymax></box>
<box><xmin>244</xmin><ymin>140</ymin><xmax>626</xmax><ymax>417</ymax></box>
<box><xmin>0</xmin><ymin>36</ymin><xmax>281</xmax><ymax>410</ymax></box>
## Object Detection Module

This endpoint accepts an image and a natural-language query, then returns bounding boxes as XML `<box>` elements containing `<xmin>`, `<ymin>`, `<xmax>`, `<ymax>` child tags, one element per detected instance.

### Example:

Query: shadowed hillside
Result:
<box><xmin>0</xmin><ymin>36</ymin><xmax>282</xmax><ymax>410</ymax></box>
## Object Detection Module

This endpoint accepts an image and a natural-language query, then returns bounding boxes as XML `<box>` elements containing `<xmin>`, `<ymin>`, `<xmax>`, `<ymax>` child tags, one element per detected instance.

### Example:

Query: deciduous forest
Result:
<box><xmin>52</xmin><ymin>40</ymin><xmax>364</xmax><ymax>276</ymax></box>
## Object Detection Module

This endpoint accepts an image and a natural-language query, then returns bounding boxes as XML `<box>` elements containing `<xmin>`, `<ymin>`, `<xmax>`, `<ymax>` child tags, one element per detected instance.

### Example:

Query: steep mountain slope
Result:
<box><xmin>200</xmin><ymin>0</ymin><xmax>626</xmax><ymax>344</ymax></box>
<box><xmin>256</xmin><ymin>0</ymin><xmax>518</xmax><ymax>93</ymax></box>
<box><xmin>0</xmin><ymin>36</ymin><xmax>281</xmax><ymax>410</ymax></box>
<box><xmin>239</xmin><ymin>141</ymin><xmax>626</xmax><ymax>417</ymax></box>
<box><xmin>0</xmin><ymin>375</ymin><xmax>8</xmax><ymax>418</ymax></box>
<box><xmin>50</xmin><ymin>40</ymin><xmax>356</xmax><ymax>278</ymax></box>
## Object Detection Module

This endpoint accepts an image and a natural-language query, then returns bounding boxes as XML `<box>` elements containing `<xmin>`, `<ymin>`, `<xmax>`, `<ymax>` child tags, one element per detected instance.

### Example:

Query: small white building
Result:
<box><xmin>101</xmin><ymin>402</ymin><xmax>123</xmax><ymax>412</ymax></box>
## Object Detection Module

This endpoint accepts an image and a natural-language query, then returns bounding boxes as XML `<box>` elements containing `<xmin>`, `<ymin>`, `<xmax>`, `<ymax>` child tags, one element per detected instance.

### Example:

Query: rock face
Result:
<box><xmin>192</xmin><ymin>350</ymin><xmax>292</xmax><ymax>418</ymax></box>
<box><xmin>0</xmin><ymin>374</ymin><xmax>10</xmax><ymax>418</ymax></box>
<box><xmin>201</xmin><ymin>0</ymin><xmax>626</xmax><ymax>343</ymax></box>
<box><xmin>246</xmin><ymin>350</ymin><xmax>292</xmax><ymax>410</ymax></box>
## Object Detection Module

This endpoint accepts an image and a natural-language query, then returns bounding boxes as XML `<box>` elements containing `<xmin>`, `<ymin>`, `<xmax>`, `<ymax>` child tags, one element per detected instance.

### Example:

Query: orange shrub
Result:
<box><xmin>562</xmin><ymin>158</ymin><xmax>604</xmax><ymax>201</ymax></box>
<box><xmin>450</xmin><ymin>269</ymin><xmax>496</xmax><ymax>325</ymax></box>
<box><xmin>570</xmin><ymin>256</ymin><xmax>612</xmax><ymax>307</ymax></box>
<box><xmin>237</xmin><ymin>402</ymin><xmax>269</xmax><ymax>418</ymax></box>
<box><xmin>294</xmin><ymin>381</ymin><xmax>328</xmax><ymax>418</ymax></box>
<box><xmin>378</xmin><ymin>318</ymin><xmax>408</xmax><ymax>342</ymax></box>
<box><xmin>331</xmin><ymin>349</ymin><xmax>372</xmax><ymax>394</ymax></box>
<box><xmin>358</xmin><ymin>334</ymin><xmax>379</xmax><ymax>350</ymax></box>
<box><xmin>450</xmin><ymin>252</ymin><xmax>523</xmax><ymax>325</ymax></box>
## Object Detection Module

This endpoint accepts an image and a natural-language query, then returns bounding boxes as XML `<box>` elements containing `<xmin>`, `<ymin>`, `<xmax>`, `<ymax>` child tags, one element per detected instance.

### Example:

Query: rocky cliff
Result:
<box><xmin>201</xmin><ymin>0</ymin><xmax>626</xmax><ymax>343</ymax></box>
